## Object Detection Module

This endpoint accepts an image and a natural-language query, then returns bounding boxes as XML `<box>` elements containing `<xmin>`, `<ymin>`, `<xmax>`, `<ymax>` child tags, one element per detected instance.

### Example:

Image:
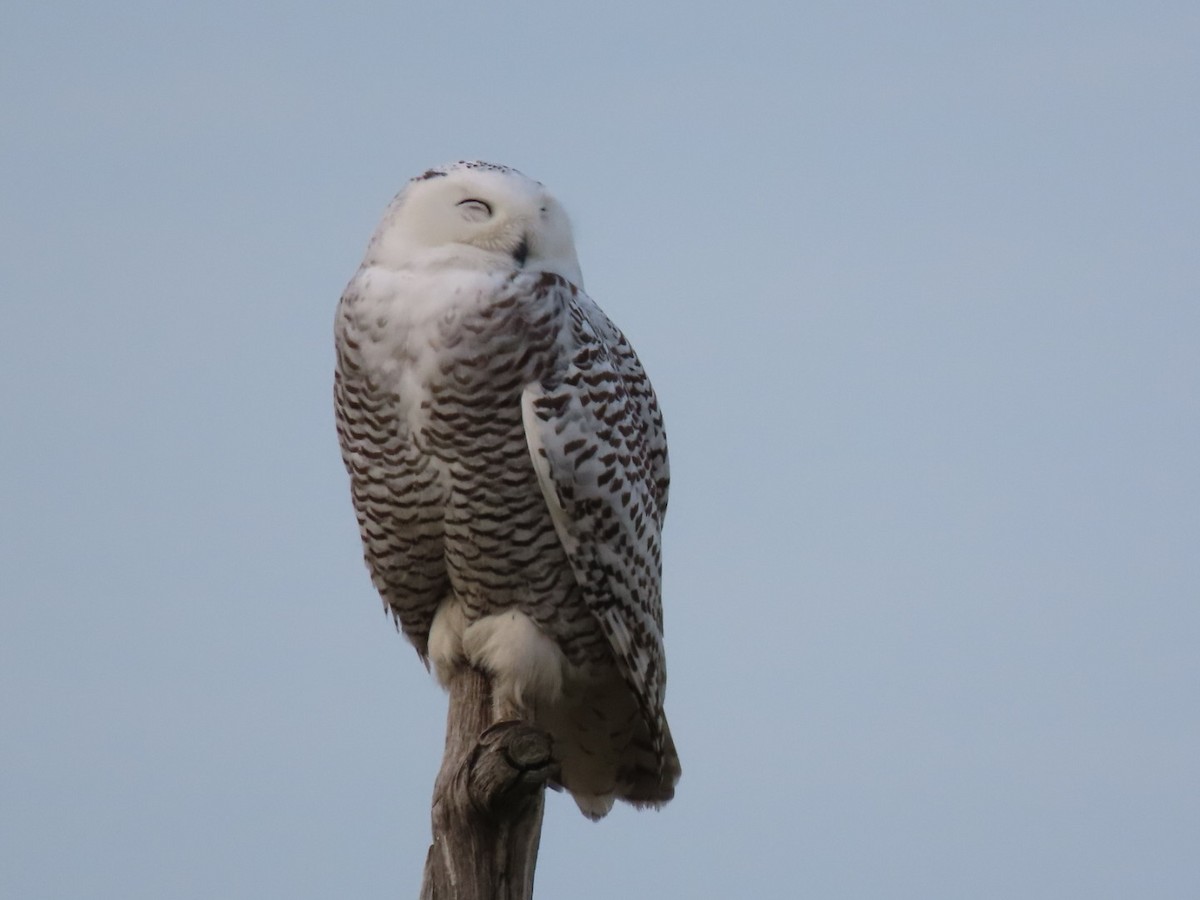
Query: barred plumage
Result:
<box><xmin>334</xmin><ymin>161</ymin><xmax>679</xmax><ymax>818</ymax></box>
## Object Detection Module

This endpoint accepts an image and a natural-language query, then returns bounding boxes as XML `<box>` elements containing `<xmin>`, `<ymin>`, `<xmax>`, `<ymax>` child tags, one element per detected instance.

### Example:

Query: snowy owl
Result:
<box><xmin>333</xmin><ymin>161</ymin><xmax>679</xmax><ymax>818</ymax></box>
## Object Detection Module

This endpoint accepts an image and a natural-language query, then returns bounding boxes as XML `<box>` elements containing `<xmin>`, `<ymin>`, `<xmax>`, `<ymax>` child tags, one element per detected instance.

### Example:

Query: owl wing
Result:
<box><xmin>573</xmin><ymin>292</ymin><xmax>670</xmax><ymax>525</ymax></box>
<box><xmin>521</xmin><ymin>280</ymin><xmax>670</xmax><ymax>753</ymax></box>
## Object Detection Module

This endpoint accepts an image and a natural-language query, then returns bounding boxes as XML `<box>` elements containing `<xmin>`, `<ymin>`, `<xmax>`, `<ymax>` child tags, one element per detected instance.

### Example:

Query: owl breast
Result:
<box><xmin>335</xmin><ymin>267</ymin><xmax>610</xmax><ymax>671</ymax></box>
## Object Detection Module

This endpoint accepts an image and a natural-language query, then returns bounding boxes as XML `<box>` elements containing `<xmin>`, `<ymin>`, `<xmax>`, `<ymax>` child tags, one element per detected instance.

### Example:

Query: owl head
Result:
<box><xmin>364</xmin><ymin>161</ymin><xmax>584</xmax><ymax>288</ymax></box>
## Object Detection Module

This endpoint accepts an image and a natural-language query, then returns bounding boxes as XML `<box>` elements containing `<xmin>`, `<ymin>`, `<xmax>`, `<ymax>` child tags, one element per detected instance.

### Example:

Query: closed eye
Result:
<box><xmin>457</xmin><ymin>198</ymin><xmax>492</xmax><ymax>221</ymax></box>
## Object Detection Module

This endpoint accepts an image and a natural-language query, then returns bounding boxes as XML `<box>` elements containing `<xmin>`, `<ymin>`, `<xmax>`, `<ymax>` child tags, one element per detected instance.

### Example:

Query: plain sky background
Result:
<box><xmin>2</xmin><ymin>2</ymin><xmax>1198</xmax><ymax>898</ymax></box>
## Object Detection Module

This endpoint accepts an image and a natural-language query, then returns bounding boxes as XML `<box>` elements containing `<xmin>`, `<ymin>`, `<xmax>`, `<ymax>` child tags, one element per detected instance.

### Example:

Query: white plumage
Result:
<box><xmin>334</xmin><ymin>161</ymin><xmax>679</xmax><ymax>818</ymax></box>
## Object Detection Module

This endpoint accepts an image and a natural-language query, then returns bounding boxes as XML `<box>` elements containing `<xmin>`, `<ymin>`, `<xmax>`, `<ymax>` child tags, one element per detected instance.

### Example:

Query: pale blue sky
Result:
<box><xmin>3</xmin><ymin>2</ymin><xmax>1198</xmax><ymax>898</ymax></box>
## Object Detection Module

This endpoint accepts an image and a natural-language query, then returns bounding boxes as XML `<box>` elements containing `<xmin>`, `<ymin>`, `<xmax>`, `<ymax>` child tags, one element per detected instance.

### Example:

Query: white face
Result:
<box><xmin>365</xmin><ymin>161</ymin><xmax>584</xmax><ymax>288</ymax></box>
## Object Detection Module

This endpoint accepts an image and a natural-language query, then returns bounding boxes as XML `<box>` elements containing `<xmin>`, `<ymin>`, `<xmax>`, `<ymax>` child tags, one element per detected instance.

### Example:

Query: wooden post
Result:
<box><xmin>419</xmin><ymin>667</ymin><xmax>557</xmax><ymax>900</ymax></box>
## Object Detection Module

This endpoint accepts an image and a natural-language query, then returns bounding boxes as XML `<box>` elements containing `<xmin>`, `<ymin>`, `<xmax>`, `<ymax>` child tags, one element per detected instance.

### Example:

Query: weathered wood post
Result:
<box><xmin>419</xmin><ymin>667</ymin><xmax>557</xmax><ymax>900</ymax></box>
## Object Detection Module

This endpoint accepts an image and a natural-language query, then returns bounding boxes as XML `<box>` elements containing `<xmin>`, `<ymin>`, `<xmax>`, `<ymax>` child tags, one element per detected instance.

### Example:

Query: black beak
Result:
<box><xmin>512</xmin><ymin>238</ymin><xmax>529</xmax><ymax>267</ymax></box>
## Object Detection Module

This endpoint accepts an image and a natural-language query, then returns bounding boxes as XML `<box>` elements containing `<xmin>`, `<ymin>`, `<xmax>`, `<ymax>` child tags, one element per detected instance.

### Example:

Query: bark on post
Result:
<box><xmin>419</xmin><ymin>667</ymin><xmax>556</xmax><ymax>900</ymax></box>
